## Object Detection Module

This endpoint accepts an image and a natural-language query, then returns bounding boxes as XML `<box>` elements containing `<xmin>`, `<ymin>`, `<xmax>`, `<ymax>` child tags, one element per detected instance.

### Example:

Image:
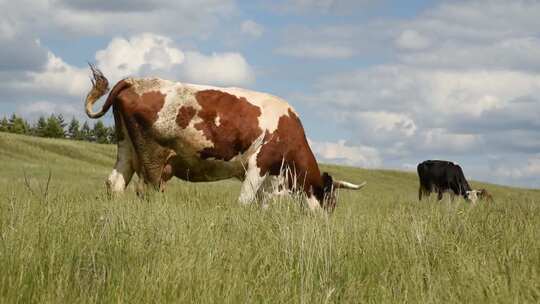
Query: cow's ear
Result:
<box><xmin>322</xmin><ymin>172</ymin><xmax>333</xmax><ymax>193</ymax></box>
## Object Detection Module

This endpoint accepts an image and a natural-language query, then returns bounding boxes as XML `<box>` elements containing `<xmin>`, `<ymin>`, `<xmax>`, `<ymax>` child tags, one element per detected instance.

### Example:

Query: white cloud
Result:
<box><xmin>313</xmin><ymin>65</ymin><xmax>540</xmax><ymax>119</ymax></box>
<box><xmin>1</xmin><ymin>0</ymin><xmax>236</xmax><ymax>37</ymax></box>
<box><xmin>276</xmin><ymin>1</ymin><xmax>540</xmax><ymax>68</ymax></box>
<box><xmin>276</xmin><ymin>44</ymin><xmax>354</xmax><ymax>59</ymax></box>
<box><xmin>95</xmin><ymin>33</ymin><xmax>254</xmax><ymax>86</ymax></box>
<box><xmin>96</xmin><ymin>33</ymin><xmax>255</xmax><ymax>85</ymax></box>
<box><xmin>390</xmin><ymin>1</ymin><xmax>540</xmax><ymax>71</ymax></box>
<box><xmin>420</xmin><ymin>128</ymin><xmax>480</xmax><ymax>153</ymax></box>
<box><xmin>422</xmin><ymin>69</ymin><xmax>540</xmax><ymax>117</ymax></box>
<box><xmin>400</xmin><ymin>37</ymin><xmax>540</xmax><ymax>71</ymax></box>
<box><xmin>29</xmin><ymin>53</ymin><xmax>89</xmax><ymax>96</ymax></box>
<box><xmin>294</xmin><ymin>64</ymin><xmax>540</xmax><ymax>172</ymax></box>
<box><xmin>241</xmin><ymin>20</ymin><xmax>264</xmax><ymax>38</ymax></box>
<box><xmin>349</xmin><ymin>111</ymin><xmax>417</xmax><ymax>137</ymax></box>
<box><xmin>95</xmin><ymin>33</ymin><xmax>185</xmax><ymax>81</ymax></box>
<box><xmin>309</xmin><ymin>139</ymin><xmax>382</xmax><ymax>168</ymax></box>
<box><xmin>0</xmin><ymin>52</ymin><xmax>89</xmax><ymax>97</ymax></box>
<box><xmin>495</xmin><ymin>155</ymin><xmax>540</xmax><ymax>180</ymax></box>
<box><xmin>406</xmin><ymin>1</ymin><xmax>540</xmax><ymax>42</ymax></box>
<box><xmin>0</xmin><ymin>15</ymin><xmax>49</xmax><ymax>72</ymax></box>
<box><xmin>395</xmin><ymin>29</ymin><xmax>431</xmax><ymax>50</ymax></box>
<box><xmin>182</xmin><ymin>52</ymin><xmax>254</xmax><ymax>85</ymax></box>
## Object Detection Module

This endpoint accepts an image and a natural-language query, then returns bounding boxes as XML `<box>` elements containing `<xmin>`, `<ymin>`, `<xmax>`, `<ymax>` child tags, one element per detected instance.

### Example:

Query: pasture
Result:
<box><xmin>0</xmin><ymin>132</ymin><xmax>539</xmax><ymax>303</ymax></box>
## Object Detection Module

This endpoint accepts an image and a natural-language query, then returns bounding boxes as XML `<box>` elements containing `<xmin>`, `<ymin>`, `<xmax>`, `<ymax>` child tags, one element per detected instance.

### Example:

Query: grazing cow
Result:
<box><xmin>84</xmin><ymin>65</ymin><xmax>365</xmax><ymax>212</ymax></box>
<box><xmin>417</xmin><ymin>160</ymin><xmax>476</xmax><ymax>201</ymax></box>
<box><xmin>465</xmin><ymin>188</ymin><xmax>493</xmax><ymax>204</ymax></box>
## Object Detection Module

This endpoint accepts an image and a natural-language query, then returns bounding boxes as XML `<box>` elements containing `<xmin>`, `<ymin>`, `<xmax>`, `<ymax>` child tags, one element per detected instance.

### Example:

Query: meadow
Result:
<box><xmin>0</xmin><ymin>131</ymin><xmax>539</xmax><ymax>303</ymax></box>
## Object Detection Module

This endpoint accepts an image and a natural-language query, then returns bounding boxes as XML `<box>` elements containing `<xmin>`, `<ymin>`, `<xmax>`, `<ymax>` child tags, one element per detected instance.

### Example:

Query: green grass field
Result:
<box><xmin>1</xmin><ymin>132</ymin><xmax>539</xmax><ymax>303</ymax></box>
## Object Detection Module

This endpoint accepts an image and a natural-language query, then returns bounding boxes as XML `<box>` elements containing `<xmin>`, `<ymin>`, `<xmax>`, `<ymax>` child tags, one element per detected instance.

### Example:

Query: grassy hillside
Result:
<box><xmin>0</xmin><ymin>132</ymin><xmax>539</xmax><ymax>303</ymax></box>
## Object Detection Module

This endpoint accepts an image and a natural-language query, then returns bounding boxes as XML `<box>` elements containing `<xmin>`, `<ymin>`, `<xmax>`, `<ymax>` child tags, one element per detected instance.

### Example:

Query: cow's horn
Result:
<box><xmin>333</xmin><ymin>180</ymin><xmax>366</xmax><ymax>190</ymax></box>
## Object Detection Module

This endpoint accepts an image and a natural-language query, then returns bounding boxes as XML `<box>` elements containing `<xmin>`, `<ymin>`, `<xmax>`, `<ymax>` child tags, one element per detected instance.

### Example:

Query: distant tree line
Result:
<box><xmin>0</xmin><ymin>113</ymin><xmax>116</xmax><ymax>144</ymax></box>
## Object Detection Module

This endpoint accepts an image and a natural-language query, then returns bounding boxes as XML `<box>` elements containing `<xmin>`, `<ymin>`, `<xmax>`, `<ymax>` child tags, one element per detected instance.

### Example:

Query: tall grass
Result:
<box><xmin>0</xmin><ymin>132</ymin><xmax>539</xmax><ymax>303</ymax></box>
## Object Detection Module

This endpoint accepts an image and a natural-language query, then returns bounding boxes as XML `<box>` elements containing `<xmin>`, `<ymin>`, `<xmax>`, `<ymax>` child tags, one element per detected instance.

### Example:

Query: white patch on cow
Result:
<box><xmin>238</xmin><ymin>148</ymin><xmax>267</xmax><ymax>205</ymax></box>
<box><xmin>466</xmin><ymin>190</ymin><xmax>480</xmax><ymax>204</ymax></box>
<box><xmin>260</xmin><ymin>175</ymin><xmax>291</xmax><ymax>197</ymax></box>
<box><xmin>214</xmin><ymin>115</ymin><xmax>221</xmax><ymax>127</ymax></box>
<box><xmin>124</xmin><ymin>77</ymin><xmax>165</xmax><ymax>96</ymax></box>
<box><xmin>107</xmin><ymin>169</ymin><xmax>126</xmax><ymax>192</ymax></box>
<box><xmin>186</xmin><ymin>84</ymin><xmax>295</xmax><ymax>134</ymax></box>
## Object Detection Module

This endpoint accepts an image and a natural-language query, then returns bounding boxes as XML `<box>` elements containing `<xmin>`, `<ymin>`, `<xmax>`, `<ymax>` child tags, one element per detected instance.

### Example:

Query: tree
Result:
<box><xmin>67</xmin><ymin>117</ymin><xmax>81</xmax><ymax>140</ymax></box>
<box><xmin>44</xmin><ymin>114</ymin><xmax>65</xmax><ymax>138</ymax></box>
<box><xmin>57</xmin><ymin>114</ymin><xmax>67</xmax><ymax>135</ymax></box>
<box><xmin>33</xmin><ymin>116</ymin><xmax>47</xmax><ymax>137</ymax></box>
<box><xmin>93</xmin><ymin>120</ymin><xmax>109</xmax><ymax>144</ymax></box>
<box><xmin>81</xmin><ymin>121</ymin><xmax>92</xmax><ymax>141</ymax></box>
<box><xmin>107</xmin><ymin>126</ymin><xmax>117</xmax><ymax>144</ymax></box>
<box><xmin>0</xmin><ymin>117</ymin><xmax>8</xmax><ymax>132</ymax></box>
<box><xmin>8</xmin><ymin>114</ymin><xmax>30</xmax><ymax>134</ymax></box>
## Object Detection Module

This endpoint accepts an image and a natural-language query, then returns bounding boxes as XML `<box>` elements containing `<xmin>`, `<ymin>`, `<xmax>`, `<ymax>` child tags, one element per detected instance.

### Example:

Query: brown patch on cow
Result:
<box><xmin>139</xmin><ymin>91</ymin><xmax>167</xmax><ymax>126</ymax></box>
<box><xmin>256</xmin><ymin>109</ymin><xmax>323</xmax><ymax>197</ymax></box>
<box><xmin>116</xmin><ymin>89</ymin><xmax>166</xmax><ymax>129</ymax></box>
<box><xmin>194</xmin><ymin>90</ymin><xmax>263</xmax><ymax>161</ymax></box>
<box><xmin>176</xmin><ymin>106</ymin><xmax>197</xmax><ymax>129</ymax></box>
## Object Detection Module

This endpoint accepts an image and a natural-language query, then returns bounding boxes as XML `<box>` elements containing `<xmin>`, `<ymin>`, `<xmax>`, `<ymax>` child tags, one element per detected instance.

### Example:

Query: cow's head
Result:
<box><xmin>465</xmin><ymin>190</ymin><xmax>480</xmax><ymax>203</ymax></box>
<box><xmin>317</xmin><ymin>172</ymin><xmax>366</xmax><ymax>213</ymax></box>
<box><xmin>467</xmin><ymin>189</ymin><xmax>492</xmax><ymax>203</ymax></box>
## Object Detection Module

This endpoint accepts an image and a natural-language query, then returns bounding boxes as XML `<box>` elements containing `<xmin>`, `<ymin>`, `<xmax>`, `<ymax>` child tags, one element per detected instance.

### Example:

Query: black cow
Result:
<box><xmin>417</xmin><ymin>160</ymin><xmax>473</xmax><ymax>201</ymax></box>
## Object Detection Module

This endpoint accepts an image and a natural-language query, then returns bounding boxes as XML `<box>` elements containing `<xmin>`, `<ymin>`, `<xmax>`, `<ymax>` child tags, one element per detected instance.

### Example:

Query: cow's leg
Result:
<box><xmin>257</xmin><ymin>175</ymin><xmax>292</xmax><ymax>209</ymax></box>
<box><xmin>106</xmin><ymin>136</ymin><xmax>135</xmax><ymax>195</ymax></box>
<box><xmin>135</xmin><ymin>173</ymin><xmax>146</xmax><ymax>198</ymax></box>
<box><xmin>138</xmin><ymin>164</ymin><xmax>164</xmax><ymax>196</ymax></box>
<box><xmin>238</xmin><ymin>153</ymin><xmax>266</xmax><ymax>205</ymax></box>
<box><xmin>238</xmin><ymin>170</ymin><xmax>266</xmax><ymax>205</ymax></box>
<box><xmin>437</xmin><ymin>190</ymin><xmax>443</xmax><ymax>201</ymax></box>
<box><xmin>418</xmin><ymin>187</ymin><xmax>423</xmax><ymax>201</ymax></box>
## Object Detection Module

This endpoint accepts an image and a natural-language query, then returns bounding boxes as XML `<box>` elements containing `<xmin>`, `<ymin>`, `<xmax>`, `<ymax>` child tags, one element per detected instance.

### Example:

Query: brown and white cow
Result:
<box><xmin>466</xmin><ymin>188</ymin><xmax>494</xmax><ymax>204</ymax></box>
<box><xmin>84</xmin><ymin>65</ymin><xmax>364</xmax><ymax>212</ymax></box>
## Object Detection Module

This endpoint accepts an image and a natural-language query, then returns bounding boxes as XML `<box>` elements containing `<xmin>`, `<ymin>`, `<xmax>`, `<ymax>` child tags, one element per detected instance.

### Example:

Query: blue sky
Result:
<box><xmin>1</xmin><ymin>0</ymin><xmax>539</xmax><ymax>188</ymax></box>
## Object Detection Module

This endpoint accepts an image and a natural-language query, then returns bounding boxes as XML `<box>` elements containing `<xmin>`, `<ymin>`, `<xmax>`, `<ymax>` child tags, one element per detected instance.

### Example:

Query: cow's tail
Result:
<box><xmin>85</xmin><ymin>64</ymin><xmax>130</xmax><ymax>119</ymax></box>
